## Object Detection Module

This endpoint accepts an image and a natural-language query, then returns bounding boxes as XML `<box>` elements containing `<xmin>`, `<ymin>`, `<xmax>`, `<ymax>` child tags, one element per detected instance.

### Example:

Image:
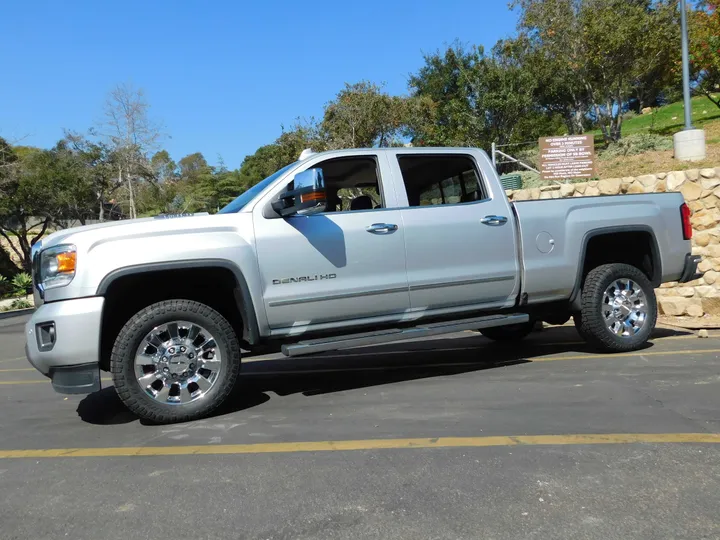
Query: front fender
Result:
<box><xmin>41</xmin><ymin>214</ymin><xmax>270</xmax><ymax>341</ymax></box>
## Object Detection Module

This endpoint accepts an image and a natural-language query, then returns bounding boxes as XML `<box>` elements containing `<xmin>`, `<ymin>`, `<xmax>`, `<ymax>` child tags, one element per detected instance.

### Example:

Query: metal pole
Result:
<box><xmin>680</xmin><ymin>0</ymin><xmax>694</xmax><ymax>130</ymax></box>
<box><xmin>491</xmin><ymin>142</ymin><xmax>497</xmax><ymax>170</ymax></box>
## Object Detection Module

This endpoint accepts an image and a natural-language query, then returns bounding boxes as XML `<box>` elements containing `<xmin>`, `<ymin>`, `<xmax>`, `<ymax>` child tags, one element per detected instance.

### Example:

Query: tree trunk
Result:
<box><xmin>572</xmin><ymin>108</ymin><xmax>585</xmax><ymax>135</ymax></box>
<box><xmin>610</xmin><ymin>92</ymin><xmax>624</xmax><ymax>143</ymax></box>
<box><xmin>128</xmin><ymin>175</ymin><xmax>136</xmax><ymax>219</ymax></box>
<box><xmin>592</xmin><ymin>101</ymin><xmax>611</xmax><ymax>146</ymax></box>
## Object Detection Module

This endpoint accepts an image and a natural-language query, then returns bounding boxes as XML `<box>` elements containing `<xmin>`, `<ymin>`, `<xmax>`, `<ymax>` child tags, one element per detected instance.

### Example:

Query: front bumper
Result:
<box><xmin>679</xmin><ymin>254</ymin><xmax>703</xmax><ymax>283</ymax></box>
<box><xmin>25</xmin><ymin>296</ymin><xmax>104</xmax><ymax>394</ymax></box>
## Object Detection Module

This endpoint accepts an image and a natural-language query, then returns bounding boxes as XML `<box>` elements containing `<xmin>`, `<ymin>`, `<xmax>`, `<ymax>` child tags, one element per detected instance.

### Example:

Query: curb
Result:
<box><xmin>0</xmin><ymin>308</ymin><xmax>35</xmax><ymax>320</ymax></box>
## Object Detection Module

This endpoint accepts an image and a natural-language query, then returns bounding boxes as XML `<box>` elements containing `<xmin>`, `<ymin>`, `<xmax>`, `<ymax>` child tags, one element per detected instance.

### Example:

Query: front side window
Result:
<box><xmin>312</xmin><ymin>156</ymin><xmax>383</xmax><ymax>213</ymax></box>
<box><xmin>397</xmin><ymin>154</ymin><xmax>485</xmax><ymax>207</ymax></box>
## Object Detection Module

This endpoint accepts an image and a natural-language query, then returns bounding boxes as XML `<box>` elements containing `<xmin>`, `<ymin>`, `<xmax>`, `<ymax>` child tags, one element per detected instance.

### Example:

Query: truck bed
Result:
<box><xmin>512</xmin><ymin>192</ymin><xmax>689</xmax><ymax>305</ymax></box>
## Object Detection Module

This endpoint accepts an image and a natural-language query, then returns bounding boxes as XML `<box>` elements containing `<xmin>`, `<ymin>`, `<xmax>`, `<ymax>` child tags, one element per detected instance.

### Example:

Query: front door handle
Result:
<box><xmin>480</xmin><ymin>215</ymin><xmax>508</xmax><ymax>226</ymax></box>
<box><xmin>366</xmin><ymin>223</ymin><xmax>398</xmax><ymax>234</ymax></box>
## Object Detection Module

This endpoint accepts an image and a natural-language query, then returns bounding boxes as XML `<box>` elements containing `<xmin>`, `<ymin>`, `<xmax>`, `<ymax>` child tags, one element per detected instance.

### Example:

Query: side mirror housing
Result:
<box><xmin>271</xmin><ymin>168</ymin><xmax>327</xmax><ymax>217</ymax></box>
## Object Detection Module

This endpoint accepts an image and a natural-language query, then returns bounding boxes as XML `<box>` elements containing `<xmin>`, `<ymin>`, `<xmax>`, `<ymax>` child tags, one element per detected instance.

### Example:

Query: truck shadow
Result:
<box><xmin>77</xmin><ymin>325</ymin><xmax>689</xmax><ymax>425</ymax></box>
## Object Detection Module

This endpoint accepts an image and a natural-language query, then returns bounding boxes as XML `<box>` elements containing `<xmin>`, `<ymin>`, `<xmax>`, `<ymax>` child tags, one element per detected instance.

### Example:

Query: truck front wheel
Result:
<box><xmin>110</xmin><ymin>300</ymin><xmax>241</xmax><ymax>424</ymax></box>
<box><xmin>577</xmin><ymin>263</ymin><xmax>657</xmax><ymax>353</ymax></box>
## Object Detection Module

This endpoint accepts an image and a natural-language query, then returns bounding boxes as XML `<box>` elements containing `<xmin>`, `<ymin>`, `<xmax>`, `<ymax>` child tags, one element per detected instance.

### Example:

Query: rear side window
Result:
<box><xmin>397</xmin><ymin>155</ymin><xmax>486</xmax><ymax>207</ymax></box>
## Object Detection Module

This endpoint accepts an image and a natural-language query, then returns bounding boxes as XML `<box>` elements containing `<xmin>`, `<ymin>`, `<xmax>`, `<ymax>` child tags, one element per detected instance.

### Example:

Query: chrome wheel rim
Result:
<box><xmin>134</xmin><ymin>321</ymin><xmax>221</xmax><ymax>405</ymax></box>
<box><xmin>601</xmin><ymin>278</ymin><xmax>648</xmax><ymax>337</ymax></box>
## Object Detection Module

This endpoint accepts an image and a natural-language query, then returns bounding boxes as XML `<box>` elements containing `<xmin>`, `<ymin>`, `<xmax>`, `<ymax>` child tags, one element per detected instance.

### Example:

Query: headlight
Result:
<box><xmin>39</xmin><ymin>245</ymin><xmax>77</xmax><ymax>290</ymax></box>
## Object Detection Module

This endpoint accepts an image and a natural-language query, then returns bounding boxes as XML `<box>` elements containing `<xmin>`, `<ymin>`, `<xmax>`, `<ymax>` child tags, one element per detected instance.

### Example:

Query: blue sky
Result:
<box><xmin>1</xmin><ymin>0</ymin><xmax>518</xmax><ymax>168</ymax></box>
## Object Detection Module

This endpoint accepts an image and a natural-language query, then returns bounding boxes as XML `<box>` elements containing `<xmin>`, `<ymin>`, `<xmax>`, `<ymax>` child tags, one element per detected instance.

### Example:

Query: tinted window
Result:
<box><xmin>397</xmin><ymin>155</ymin><xmax>485</xmax><ymax>207</ymax></box>
<box><xmin>313</xmin><ymin>156</ymin><xmax>383</xmax><ymax>212</ymax></box>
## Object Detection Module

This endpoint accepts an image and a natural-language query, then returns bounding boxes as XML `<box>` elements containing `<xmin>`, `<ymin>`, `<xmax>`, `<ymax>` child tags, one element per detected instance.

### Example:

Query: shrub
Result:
<box><xmin>601</xmin><ymin>133</ymin><xmax>674</xmax><ymax>158</ymax></box>
<box><xmin>10</xmin><ymin>298</ymin><xmax>32</xmax><ymax>310</ymax></box>
<box><xmin>11</xmin><ymin>272</ymin><xmax>32</xmax><ymax>297</ymax></box>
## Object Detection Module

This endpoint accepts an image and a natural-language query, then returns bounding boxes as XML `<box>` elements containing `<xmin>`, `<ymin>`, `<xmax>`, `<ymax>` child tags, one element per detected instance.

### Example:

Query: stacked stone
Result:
<box><xmin>506</xmin><ymin>167</ymin><xmax>720</xmax><ymax>318</ymax></box>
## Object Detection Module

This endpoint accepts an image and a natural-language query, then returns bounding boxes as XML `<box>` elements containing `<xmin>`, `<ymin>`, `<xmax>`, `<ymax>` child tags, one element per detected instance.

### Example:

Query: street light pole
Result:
<box><xmin>673</xmin><ymin>0</ymin><xmax>705</xmax><ymax>160</ymax></box>
<box><xmin>680</xmin><ymin>0</ymin><xmax>693</xmax><ymax>130</ymax></box>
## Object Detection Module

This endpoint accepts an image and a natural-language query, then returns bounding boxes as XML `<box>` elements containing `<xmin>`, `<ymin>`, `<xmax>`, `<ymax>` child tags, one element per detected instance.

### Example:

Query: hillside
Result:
<box><xmin>600</xmin><ymin>95</ymin><xmax>720</xmax><ymax>142</ymax></box>
<box><xmin>516</xmin><ymin>96</ymin><xmax>720</xmax><ymax>186</ymax></box>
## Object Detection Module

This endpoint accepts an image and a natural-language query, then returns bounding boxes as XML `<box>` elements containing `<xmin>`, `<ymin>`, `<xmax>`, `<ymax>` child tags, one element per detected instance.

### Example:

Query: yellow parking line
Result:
<box><xmin>0</xmin><ymin>368</ymin><xmax>35</xmax><ymax>373</ymax></box>
<box><xmin>0</xmin><ymin>433</ymin><xmax>717</xmax><ymax>459</ymax></box>
<box><xmin>530</xmin><ymin>348</ymin><xmax>720</xmax><ymax>362</ymax></box>
<box><xmin>0</xmin><ymin>357</ymin><xmax>27</xmax><ymax>364</ymax></box>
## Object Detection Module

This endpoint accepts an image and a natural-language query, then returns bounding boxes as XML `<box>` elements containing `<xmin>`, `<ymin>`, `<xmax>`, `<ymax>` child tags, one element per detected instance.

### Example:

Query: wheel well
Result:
<box><xmin>99</xmin><ymin>267</ymin><xmax>243</xmax><ymax>371</ymax></box>
<box><xmin>581</xmin><ymin>231</ymin><xmax>659</xmax><ymax>285</ymax></box>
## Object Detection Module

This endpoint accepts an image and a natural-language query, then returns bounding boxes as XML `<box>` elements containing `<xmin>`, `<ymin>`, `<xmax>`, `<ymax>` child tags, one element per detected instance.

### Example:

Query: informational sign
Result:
<box><xmin>539</xmin><ymin>135</ymin><xmax>596</xmax><ymax>181</ymax></box>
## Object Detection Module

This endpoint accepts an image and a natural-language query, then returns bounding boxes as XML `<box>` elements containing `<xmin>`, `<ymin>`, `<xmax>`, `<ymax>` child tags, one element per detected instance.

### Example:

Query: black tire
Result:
<box><xmin>572</xmin><ymin>313</ymin><xmax>591</xmax><ymax>341</ymax></box>
<box><xmin>110</xmin><ymin>300</ymin><xmax>241</xmax><ymax>424</ymax></box>
<box><xmin>577</xmin><ymin>263</ymin><xmax>657</xmax><ymax>353</ymax></box>
<box><xmin>480</xmin><ymin>322</ymin><xmax>534</xmax><ymax>342</ymax></box>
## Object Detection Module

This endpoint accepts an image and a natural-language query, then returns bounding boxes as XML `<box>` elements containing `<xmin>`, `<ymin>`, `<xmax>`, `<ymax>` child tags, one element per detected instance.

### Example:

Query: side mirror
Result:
<box><xmin>272</xmin><ymin>168</ymin><xmax>327</xmax><ymax>217</ymax></box>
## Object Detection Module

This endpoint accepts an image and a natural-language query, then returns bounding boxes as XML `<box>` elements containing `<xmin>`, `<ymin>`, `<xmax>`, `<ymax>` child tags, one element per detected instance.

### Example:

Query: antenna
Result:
<box><xmin>299</xmin><ymin>148</ymin><xmax>316</xmax><ymax>161</ymax></box>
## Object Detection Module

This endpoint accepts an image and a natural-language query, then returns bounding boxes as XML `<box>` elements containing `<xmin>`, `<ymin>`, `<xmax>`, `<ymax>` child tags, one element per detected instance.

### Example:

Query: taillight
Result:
<box><xmin>681</xmin><ymin>203</ymin><xmax>692</xmax><ymax>240</ymax></box>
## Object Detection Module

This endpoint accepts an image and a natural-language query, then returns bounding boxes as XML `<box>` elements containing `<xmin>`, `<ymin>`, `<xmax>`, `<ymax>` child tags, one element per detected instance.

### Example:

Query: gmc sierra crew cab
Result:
<box><xmin>25</xmin><ymin>147</ymin><xmax>701</xmax><ymax>423</ymax></box>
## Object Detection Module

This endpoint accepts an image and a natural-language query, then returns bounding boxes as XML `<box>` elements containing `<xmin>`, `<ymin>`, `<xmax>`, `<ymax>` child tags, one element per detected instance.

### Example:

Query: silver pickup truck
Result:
<box><xmin>25</xmin><ymin>147</ymin><xmax>700</xmax><ymax>423</ymax></box>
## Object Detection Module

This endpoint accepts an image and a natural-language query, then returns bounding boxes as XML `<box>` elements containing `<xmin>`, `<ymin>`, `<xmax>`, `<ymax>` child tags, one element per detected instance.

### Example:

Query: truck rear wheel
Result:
<box><xmin>110</xmin><ymin>300</ymin><xmax>241</xmax><ymax>424</ymax></box>
<box><xmin>480</xmin><ymin>321</ymin><xmax>534</xmax><ymax>342</ymax></box>
<box><xmin>577</xmin><ymin>263</ymin><xmax>657</xmax><ymax>353</ymax></box>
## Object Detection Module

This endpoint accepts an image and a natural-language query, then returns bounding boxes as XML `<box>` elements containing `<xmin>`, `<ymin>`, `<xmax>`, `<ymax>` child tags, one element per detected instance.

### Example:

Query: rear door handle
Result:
<box><xmin>480</xmin><ymin>215</ymin><xmax>508</xmax><ymax>226</ymax></box>
<box><xmin>366</xmin><ymin>223</ymin><xmax>398</xmax><ymax>234</ymax></box>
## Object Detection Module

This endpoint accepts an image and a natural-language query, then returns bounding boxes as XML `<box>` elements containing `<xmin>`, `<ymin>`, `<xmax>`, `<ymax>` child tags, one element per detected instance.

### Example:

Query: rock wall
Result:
<box><xmin>505</xmin><ymin>167</ymin><xmax>720</xmax><ymax>318</ymax></box>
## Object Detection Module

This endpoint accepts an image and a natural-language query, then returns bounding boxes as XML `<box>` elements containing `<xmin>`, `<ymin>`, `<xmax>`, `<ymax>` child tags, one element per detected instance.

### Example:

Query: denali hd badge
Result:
<box><xmin>273</xmin><ymin>274</ymin><xmax>337</xmax><ymax>285</ymax></box>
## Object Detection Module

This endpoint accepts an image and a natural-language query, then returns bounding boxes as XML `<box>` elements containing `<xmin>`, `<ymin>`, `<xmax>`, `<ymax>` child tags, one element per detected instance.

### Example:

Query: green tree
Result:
<box><xmin>150</xmin><ymin>150</ymin><xmax>178</xmax><ymax>182</ymax></box>
<box><xmin>513</xmin><ymin>0</ymin><xmax>680</xmax><ymax>144</ymax></box>
<box><xmin>237</xmin><ymin>119</ymin><xmax>322</xmax><ymax>189</ymax></box>
<box><xmin>691</xmin><ymin>1</ymin><xmax>720</xmax><ymax>108</ymax></box>
<box><xmin>321</xmin><ymin>81</ymin><xmax>410</xmax><ymax>148</ymax></box>
<box><xmin>408</xmin><ymin>43</ymin><xmax>560</xmax><ymax>148</ymax></box>
<box><xmin>63</xmin><ymin>133</ymin><xmax>120</xmax><ymax>221</ymax></box>
<box><xmin>409</xmin><ymin>44</ymin><xmax>482</xmax><ymax>146</ymax></box>
<box><xmin>179</xmin><ymin>152</ymin><xmax>210</xmax><ymax>183</ymax></box>
<box><xmin>0</xmin><ymin>139</ymin><xmax>72</xmax><ymax>271</ymax></box>
<box><xmin>192</xmin><ymin>158</ymin><xmax>245</xmax><ymax>212</ymax></box>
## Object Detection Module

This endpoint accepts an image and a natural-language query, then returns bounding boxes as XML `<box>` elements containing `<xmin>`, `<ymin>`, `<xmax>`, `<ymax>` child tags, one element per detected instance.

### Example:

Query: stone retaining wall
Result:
<box><xmin>505</xmin><ymin>167</ymin><xmax>720</xmax><ymax>318</ymax></box>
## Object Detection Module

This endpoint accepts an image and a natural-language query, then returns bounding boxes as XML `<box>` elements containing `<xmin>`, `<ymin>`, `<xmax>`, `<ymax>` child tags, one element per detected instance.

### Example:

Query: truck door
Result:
<box><xmin>252</xmin><ymin>153</ymin><xmax>411</xmax><ymax>331</ymax></box>
<box><xmin>390</xmin><ymin>150</ymin><xmax>520</xmax><ymax>313</ymax></box>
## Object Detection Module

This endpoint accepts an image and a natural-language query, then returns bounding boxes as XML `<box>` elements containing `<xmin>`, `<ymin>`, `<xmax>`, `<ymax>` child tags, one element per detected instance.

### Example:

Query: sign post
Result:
<box><xmin>539</xmin><ymin>135</ymin><xmax>596</xmax><ymax>182</ymax></box>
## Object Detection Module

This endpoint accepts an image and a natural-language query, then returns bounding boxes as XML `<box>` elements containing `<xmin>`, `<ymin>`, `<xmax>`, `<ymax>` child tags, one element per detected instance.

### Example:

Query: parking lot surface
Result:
<box><xmin>1</xmin><ymin>314</ymin><xmax>719</xmax><ymax>539</ymax></box>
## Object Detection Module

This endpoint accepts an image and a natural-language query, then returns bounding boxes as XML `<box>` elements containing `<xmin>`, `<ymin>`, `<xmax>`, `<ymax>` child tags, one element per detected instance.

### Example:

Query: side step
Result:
<box><xmin>281</xmin><ymin>313</ymin><xmax>530</xmax><ymax>357</ymax></box>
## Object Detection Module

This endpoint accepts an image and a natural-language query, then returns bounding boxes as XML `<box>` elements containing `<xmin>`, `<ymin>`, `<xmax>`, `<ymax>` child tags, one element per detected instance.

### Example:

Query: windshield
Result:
<box><xmin>217</xmin><ymin>162</ymin><xmax>298</xmax><ymax>214</ymax></box>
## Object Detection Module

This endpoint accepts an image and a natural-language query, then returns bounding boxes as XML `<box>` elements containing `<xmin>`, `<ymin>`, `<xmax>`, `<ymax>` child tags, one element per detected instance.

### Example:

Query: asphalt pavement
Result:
<box><xmin>1</xmin><ymin>314</ymin><xmax>719</xmax><ymax>540</ymax></box>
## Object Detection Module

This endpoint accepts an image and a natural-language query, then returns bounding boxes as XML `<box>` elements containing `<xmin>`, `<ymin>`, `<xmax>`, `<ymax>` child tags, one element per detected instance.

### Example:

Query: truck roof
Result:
<box><xmin>298</xmin><ymin>146</ymin><xmax>488</xmax><ymax>161</ymax></box>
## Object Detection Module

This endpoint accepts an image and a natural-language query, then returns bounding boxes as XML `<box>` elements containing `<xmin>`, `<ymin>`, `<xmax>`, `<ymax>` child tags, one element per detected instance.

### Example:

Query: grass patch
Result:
<box><xmin>590</xmin><ymin>95</ymin><xmax>720</xmax><ymax>142</ymax></box>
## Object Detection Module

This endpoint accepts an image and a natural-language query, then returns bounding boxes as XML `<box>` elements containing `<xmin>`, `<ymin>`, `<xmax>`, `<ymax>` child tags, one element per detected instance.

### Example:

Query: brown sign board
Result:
<box><xmin>539</xmin><ymin>135</ymin><xmax>596</xmax><ymax>181</ymax></box>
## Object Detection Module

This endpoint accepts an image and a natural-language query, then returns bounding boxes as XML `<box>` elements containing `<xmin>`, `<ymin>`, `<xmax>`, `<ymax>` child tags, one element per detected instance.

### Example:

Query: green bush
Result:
<box><xmin>11</xmin><ymin>272</ymin><xmax>32</xmax><ymax>297</ymax></box>
<box><xmin>601</xmin><ymin>133</ymin><xmax>674</xmax><ymax>158</ymax></box>
<box><xmin>10</xmin><ymin>298</ymin><xmax>32</xmax><ymax>310</ymax></box>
